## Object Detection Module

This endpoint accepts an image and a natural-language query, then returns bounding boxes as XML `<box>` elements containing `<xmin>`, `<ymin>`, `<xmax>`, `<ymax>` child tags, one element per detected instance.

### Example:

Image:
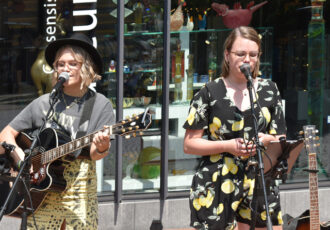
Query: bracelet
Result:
<box><xmin>96</xmin><ymin>148</ymin><xmax>108</xmax><ymax>155</ymax></box>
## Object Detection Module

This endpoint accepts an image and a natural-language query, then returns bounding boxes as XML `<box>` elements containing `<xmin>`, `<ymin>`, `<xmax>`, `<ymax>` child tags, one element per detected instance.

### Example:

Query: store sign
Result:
<box><xmin>43</xmin><ymin>0</ymin><xmax>98</xmax><ymax>73</ymax></box>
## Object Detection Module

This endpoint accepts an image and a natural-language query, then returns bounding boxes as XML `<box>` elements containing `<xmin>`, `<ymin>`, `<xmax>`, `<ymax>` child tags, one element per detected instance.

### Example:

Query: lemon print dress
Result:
<box><xmin>183</xmin><ymin>77</ymin><xmax>286</xmax><ymax>230</ymax></box>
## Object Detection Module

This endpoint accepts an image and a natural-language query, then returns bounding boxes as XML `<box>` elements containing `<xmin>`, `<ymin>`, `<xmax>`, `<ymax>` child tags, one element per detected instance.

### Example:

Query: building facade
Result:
<box><xmin>0</xmin><ymin>0</ymin><xmax>329</xmax><ymax>229</ymax></box>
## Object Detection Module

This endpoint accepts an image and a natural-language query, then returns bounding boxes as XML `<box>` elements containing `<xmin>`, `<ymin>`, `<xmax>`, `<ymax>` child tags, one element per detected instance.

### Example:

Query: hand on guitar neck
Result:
<box><xmin>91</xmin><ymin>126</ymin><xmax>111</xmax><ymax>161</ymax></box>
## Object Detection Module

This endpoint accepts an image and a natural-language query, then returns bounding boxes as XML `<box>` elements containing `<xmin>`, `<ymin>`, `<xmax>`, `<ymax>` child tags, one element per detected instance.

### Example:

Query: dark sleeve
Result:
<box><xmin>268</xmin><ymin>82</ymin><xmax>287</xmax><ymax>135</ymax></box>
<box><xmin>183</xmin><ymin>85</ymin><xmax>210</xmax><ymax>130</ymax></box>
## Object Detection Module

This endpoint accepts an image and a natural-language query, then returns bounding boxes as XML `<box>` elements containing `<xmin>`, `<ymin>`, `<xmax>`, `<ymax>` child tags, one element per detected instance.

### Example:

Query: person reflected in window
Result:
<box><xmin>0</xmin><ymin>33</ymin><xmax>115</xmax><ymax>230</ymax></box>
<box><xmin>183</xmin><ymin>26</ymin><xmax>286</xmax><ymax>230</ymax></box>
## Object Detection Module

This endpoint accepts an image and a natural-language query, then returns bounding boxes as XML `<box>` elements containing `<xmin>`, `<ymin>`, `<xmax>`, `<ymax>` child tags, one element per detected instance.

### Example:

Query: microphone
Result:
<box><xmin>50</xmin><ymin>72</ymin><xmax>70</xmax><ymax>97</ymax></box>
<box><xmin>239</xmin><ymin>63</ymin><xmax>252</xmax><ymax>82</ymax></box>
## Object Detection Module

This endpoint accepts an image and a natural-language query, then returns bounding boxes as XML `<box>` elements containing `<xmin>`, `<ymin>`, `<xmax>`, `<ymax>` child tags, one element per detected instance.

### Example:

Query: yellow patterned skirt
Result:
<box><xmin>27</xmin><ymin>159</ymin><xmax>98</xmax><ymax>230</ymax></box>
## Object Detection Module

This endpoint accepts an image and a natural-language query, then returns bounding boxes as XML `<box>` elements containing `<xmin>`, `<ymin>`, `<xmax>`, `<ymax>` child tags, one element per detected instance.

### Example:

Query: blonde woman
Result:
<box><xmin>0</xmin><ymin>33</ymin><xmax>115</xmax><ymax>229</ymax></box>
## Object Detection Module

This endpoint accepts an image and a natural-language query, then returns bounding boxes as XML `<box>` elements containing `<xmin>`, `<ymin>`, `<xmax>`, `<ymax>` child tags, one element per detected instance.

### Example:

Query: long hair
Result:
<box><xmin>52</xmin><ymin>45</ymin><xmax>101</xmax><ymax>90</ymax></box>
<box><xmin>221</xmin><ymin>26</ymin><xmax>261</xmax><ymax>79</ymax></box>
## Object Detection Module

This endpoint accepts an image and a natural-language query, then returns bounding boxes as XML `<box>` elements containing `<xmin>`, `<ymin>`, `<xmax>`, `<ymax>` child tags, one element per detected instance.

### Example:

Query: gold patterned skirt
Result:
<box><xmin>27</xmin><ymin>159</ymin><xmax>98</xmax><ymax>230</ymax></box>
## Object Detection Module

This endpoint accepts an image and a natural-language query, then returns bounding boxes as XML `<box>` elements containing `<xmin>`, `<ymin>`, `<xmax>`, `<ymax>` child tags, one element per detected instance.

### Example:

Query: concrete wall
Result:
<box><xmin>1</xmin><ymin>188</ymin><xmax>330</xmax><ymax>230</ymax></box>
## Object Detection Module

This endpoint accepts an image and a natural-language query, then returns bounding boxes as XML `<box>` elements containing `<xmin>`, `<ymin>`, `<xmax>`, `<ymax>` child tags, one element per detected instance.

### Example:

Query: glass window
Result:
<box><xmin>0</xmin><ymin>0</ymin><xmax>329</xmax><ymax>198</ymax></box>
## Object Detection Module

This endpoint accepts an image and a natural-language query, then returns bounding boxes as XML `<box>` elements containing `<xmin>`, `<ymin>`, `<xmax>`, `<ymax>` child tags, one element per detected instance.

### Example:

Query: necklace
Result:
<box><xmin>62</xmin><ymin>93</ymin><xmax>83</xmax><ymax>109</ymax></box>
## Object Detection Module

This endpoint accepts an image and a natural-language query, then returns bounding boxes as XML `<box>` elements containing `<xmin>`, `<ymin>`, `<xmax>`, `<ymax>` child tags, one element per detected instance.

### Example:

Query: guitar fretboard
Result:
<box><xmin>309</xmin><ymin>152</ymin><xmax>320</xmax><ymax>230</ymax></box>
<box><xmin>38</xmin><ymin>111</ymin><xmax>151</xmax><ymax>164</ymax></box>
<box><xmin>41</xmin><ymin>126</ymin><xmax>112</xmax><ymax>164</ymax></box>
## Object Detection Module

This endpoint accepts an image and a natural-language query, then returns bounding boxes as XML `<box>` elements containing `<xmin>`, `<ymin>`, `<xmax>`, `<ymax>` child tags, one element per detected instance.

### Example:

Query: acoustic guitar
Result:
<box><xmin>296</xmin><ymin>125</ymin><xmax>330</xmax><ymax>230</ymax></box>
<box><xmin>0</xmin><ymin>111</ymin><xmax>151</xmax><ymax>218</ymax></box>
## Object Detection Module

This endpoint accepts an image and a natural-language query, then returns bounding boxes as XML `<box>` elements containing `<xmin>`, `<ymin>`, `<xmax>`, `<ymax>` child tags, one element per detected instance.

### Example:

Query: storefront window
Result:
<box><xmin>0</xmin><ymin>0</ymin><xmax>329</xmax><ymax>197</ymax></box>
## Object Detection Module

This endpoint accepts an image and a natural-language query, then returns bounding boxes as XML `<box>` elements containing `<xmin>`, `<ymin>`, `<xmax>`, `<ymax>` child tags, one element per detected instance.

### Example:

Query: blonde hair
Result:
<box><xmin>221</xmin><ymin>26</ymin><xmax>261</xmax><ymax>79</ymax></box>
<box><xmin>52</xmin><ymin>45</ymin><xmax>101</xmax><ymax>90</ymax></box>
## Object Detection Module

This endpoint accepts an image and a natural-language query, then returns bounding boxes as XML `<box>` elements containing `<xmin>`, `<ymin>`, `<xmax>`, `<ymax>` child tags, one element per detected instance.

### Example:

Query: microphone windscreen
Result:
<box><xmin>58</xmin><ymin>72</ymin><xmax>70</xmax><ymax>81</ymax></box>
<box><xmin>239</xmin><ymin>63</ymin><xmax>251</xmax><ymax>75</ymax></box>
<box><xmin>239</xmin><ymin>63</ymin><xmax>252</xmax><ymax>80</ymax></box>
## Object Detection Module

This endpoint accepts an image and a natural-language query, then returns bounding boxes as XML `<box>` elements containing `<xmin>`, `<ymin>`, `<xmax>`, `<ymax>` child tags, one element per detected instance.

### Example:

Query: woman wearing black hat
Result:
<box><xmin>0</xmin><ymin>33</ymin><xmax>115</xmax><ymax>229</ymax></box>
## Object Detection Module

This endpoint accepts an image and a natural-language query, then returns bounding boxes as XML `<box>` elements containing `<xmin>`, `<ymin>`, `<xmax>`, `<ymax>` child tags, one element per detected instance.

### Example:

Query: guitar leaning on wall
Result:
<box><xmin>295</xmin><ymin>125</ymin><xmax>330</xmax><ymax>230</ymax></box>
<box><xmin>0</xmin><ymin>111</ymin><xmax>152</xmax><ymax>218</ymax></box>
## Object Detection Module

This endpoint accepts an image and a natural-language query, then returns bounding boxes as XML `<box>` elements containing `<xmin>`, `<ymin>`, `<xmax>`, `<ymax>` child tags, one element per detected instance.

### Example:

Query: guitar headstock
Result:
<box><xmin>302</xmin><ymin>125</ymin><xmax>320</xmax><ymax>155</ymax></box>
<box><xmin>112</xmin><ymin>109</ymin><xmax>152</xmax><ymax>138</ymax></box>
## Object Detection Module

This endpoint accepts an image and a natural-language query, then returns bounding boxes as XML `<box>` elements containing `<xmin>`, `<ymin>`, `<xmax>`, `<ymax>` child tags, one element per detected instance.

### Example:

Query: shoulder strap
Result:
<box><xmin>72</xmin><ymin>91</ymin><xmax>96</xmax><ymax>159</ymax></box>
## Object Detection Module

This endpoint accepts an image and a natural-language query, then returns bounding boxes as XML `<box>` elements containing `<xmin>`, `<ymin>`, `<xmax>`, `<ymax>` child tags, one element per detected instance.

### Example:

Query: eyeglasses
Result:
<box><xmin>55</xmin><ymin>61</ymin><xmax>81</xmax><ymax>71</ymax></box>
<box><xmin>230</xmin><ymin>51</ymin><xmax>260</xmax><ymax>59</ymax></box>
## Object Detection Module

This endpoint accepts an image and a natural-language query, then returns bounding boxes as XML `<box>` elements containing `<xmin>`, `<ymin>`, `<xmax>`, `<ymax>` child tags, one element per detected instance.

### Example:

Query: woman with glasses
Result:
<box><xmin>183</xmin><ymin>26</ymin><xmax>286</xmax><ymax>230</ymax></box>
<box><xmin>0</xmin><ymin>33</ymin><xmax>115</xmax><ymax>229</ymax></box>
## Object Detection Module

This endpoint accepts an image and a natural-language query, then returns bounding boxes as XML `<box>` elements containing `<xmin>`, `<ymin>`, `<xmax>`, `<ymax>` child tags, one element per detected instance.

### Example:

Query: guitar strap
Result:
<box><xmin>72</xmin><ymin>91</ymin><xmax>96</xmax><ymax>159</ymax></box>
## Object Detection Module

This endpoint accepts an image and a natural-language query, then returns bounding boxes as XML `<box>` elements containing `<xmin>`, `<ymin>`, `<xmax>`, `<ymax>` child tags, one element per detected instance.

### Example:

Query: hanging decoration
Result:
<box><xmin>170</xmin><ymin>0</ymin><xmax>186</xmax><ymax>31</ymax></box>
<box><xmin>211</xmin><ymin>1</ymin><xmax>268</xmax><ymax>29</ymax></box>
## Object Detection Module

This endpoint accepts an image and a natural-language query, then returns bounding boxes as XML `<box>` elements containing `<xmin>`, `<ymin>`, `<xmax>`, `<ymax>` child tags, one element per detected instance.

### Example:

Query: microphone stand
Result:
<box><xmin>0</xmin><ymin>91</ymin><xmax>61</xmax><ymax>230</ymax></box>
<box><xmin>246</xmin><ymin>78</ymin><xmax>273</xmax><ymax>230</ymax></box>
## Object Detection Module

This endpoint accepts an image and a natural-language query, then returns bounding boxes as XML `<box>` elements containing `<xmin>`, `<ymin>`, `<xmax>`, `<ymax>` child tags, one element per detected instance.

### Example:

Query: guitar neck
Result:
<box><xmin>309</xmin><ymin>152</ymin><xmax>320</xmax><ymax>230</ymax></box>
<box><xmin>40</xmin><ymin>111</ymin><xmax>152</xmax><ymax>164</ymax></box>
<box><xmin>41</xmin><ymin>126</ymin><xmax>112</xmax><ymax>164</ymax></box>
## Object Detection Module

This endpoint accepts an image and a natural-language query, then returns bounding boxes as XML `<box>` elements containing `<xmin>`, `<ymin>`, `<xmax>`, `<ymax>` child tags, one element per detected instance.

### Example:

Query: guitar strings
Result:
<box><xmin>30</xmin><ymin>115</ymin><xmax>142</xmax><ymax>164</ymax></box>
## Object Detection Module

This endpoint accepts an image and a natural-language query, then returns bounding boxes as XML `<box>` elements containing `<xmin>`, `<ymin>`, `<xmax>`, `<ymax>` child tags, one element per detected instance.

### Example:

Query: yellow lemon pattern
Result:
<box><xmin>222</xmin><ymin>157</ymin><xmax>238</xmax><ymax>176</ymax></box>
<box><xmin>231</xmin><ymin>201</ymin><xmax>240</xmax><ymax>211</ymax></box>
<box><xmin>221</xmin><ymin>179</ymin><xmax>235</xmax><ymax>194</ymax></box>
<box><xmin>261</xmin><ymin>211</ymin><xmax>267</xmax><ymax>221</ymax></box>
<box><xmin>212</xmin><ymin>171</ymin><xmax>219</xmax><ymax>182</ymax></box>
<box><xmin>232</xmin><ymin>119</ymin><xmax>244</xmax><ymax>131</ymax></box>
<box><xmin>209</xmin><ymin>117</ymin><xmax>222</xmax><ymax>139</ymax></box>
<box><xmin>261</xmin><ymin>107</ymin><xmax>271</xmax><ymax>125</ymax></box>
<box><xmin>192</xmin><ymin>190</ymin><xmax>215</xmax><ymax>211</ymax></box>
<box><xmin>239</xmin><ymin>208</ymin><xmax>251</xmax><ymax>220</ymax></box>
<box><xmin>243</xmin><ymin>175</ymin><xmax>255</xmax><ymax>196</ymax></box>
<box><xmin>277</xmin><ymin>211</ymin><xmax>283</xmax><ymax>224</ymax></box>
<box><xmin>185</xmin><ymin>77</ymin><xmax>286</xmax><ymax>228</ymax></box>
<box><xmin>210</xmin><ymin>153</ymin><xmax>222</xmax><ymax>163</ymax></box>
<box><xmin>269</xmin><ymin>128</ymin><xmax>277</xmax><ymax>134</ymax></box>
<box><xmin>193</xmin><ymin>198</ymin><xmax>201</xmax><ymax>211</ymax></box>
<box><xmin>187</xmin><ymin>107</ymin><xmax>196</xmax><ymax>125</ymax></box>
<box><xmin>217</xmin><ymin>203</ymin><xmax>224</xmax><ymax>215</ymax></box>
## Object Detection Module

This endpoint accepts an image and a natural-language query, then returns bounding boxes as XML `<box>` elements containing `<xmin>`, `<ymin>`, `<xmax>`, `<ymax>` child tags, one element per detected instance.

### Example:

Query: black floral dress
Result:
<box><xmin>183</xmin><ymin>77</ymin><xmax>287</xmax><ymax>230</ymax></box>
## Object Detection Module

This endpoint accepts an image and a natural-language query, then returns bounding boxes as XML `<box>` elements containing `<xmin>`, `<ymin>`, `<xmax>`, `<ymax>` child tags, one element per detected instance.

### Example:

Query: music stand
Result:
<box><xmin>263</xmin><ymin>138</ymin><xmax>304</xmax><ymax>181</ymax></box>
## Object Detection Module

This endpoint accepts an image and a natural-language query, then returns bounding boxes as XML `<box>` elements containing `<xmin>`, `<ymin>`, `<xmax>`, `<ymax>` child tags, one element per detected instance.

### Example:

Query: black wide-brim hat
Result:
<box><xmin>45</xmin><ymin>33</ymin><xmax>103</xmax><ymax>74</ymax></box>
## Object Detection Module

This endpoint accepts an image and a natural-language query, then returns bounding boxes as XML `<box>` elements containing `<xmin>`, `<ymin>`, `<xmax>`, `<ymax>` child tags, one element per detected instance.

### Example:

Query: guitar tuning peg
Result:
<box><xmin>139</xmin><ymin>131</ymin><xmax>143</xmax><ymax>136</ymax></box>
<box><xmin>122</xmin><ymin>128</ymin><xmax>126</xmax><ymax>133</ymax></box>
<box><xmin>314</xmin><ymin>136</ymin><xmax>319</xmax><ymax>141</ymax></box>
<box><xmin>128</xmin><ymin>127</ymin><xmax>133</xmax><ymax>131</ymax></box>
<box><xmin>125</xmin><ymin>135</ymin><xmax>131</xmax><ymax>139</ymax></box>
<box><xmin>121</xmin><ymin>120</ymin><xmax>126</xmax><ymax>124</ymax></box>
<box><xmin>313</xmin><ymin>129</ymin><xmax>319</xmax><ymax>134</ymax></box>
<box><xmin>299</xmin><ymin>130</ymin><xmax>304</xmax><ymax>135</ymax></box>
<box><xmin>135</xmin><ymin>125</ymin><xmax>139</xmax><ymax>129</ymax></box>
<box><xmin>132</xmin><ymin>133</ymin><xmax>137</xmax><ymax>137</ymax></box>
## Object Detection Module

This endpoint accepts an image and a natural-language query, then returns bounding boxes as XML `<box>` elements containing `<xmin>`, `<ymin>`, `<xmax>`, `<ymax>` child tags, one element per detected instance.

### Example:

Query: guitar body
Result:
<box><xmin>296</xmin><ymin>210</ymin><xmax>330</xmax><ymax>230</ymax></box>
<box><xmin>2</xmin><ymin>128</ymin><xmax>70</xmax><ymax>217</ymax></box>
<box><xmin>0</xmin><ymin>111</ymin><xmax>152</xmax><ymax>218</ymax></box>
